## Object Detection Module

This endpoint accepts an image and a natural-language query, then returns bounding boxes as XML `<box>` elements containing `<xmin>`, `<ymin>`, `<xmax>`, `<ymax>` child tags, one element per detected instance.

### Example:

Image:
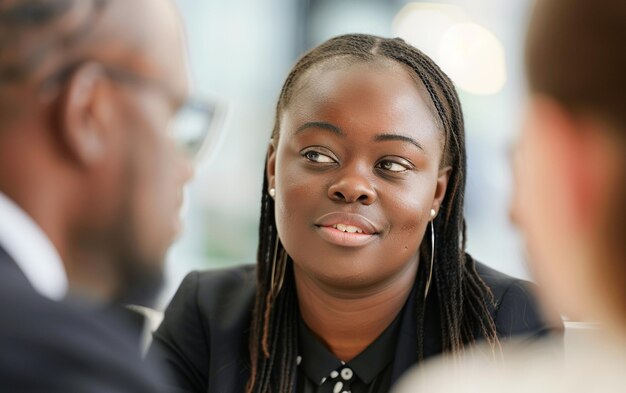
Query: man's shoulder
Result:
<box><xmin>0</xmin><ymin>260</ymin><xmax>64</xmax><ymax>320</ymax></box>
<box><xmin>0</xmin><ymin>259</ymin><xmax>122</xmax><ymax>341</ymax></box>
<box><xmin>0</xmin><ymin>267</ymin><xmax>164</xmax><ymax>392</ymax></box>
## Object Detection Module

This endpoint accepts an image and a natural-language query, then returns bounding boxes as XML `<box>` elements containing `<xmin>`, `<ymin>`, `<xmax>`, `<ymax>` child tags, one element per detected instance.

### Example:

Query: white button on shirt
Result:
<box><xmin>0</xmin><ymin>192</ymin><xmax>68</xmax><ymax>300</ymax></box>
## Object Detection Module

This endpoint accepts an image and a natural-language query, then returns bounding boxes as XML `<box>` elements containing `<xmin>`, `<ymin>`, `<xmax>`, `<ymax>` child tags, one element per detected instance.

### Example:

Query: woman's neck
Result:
<box><xmin>294</xmin><ymin>261</ymin><xmax>418</xmax><ymax>362</ymax></box>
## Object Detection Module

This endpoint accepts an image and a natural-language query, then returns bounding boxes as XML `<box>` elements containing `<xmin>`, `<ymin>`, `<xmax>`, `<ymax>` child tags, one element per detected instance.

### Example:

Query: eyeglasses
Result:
<box><xmin>40</xmin><ymin>60</ymin><xmax>228</xmax><ymax>163</ymax></box>
<box><xmin>167</xmin><ymin>94</ymin><xmax>228</xmax><ymax>163</ymax></box>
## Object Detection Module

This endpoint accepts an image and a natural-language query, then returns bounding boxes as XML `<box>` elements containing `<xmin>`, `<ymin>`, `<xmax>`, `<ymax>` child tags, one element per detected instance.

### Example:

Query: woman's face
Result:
<box><xmin>268</xmin><ymin>61</ymin><xmax>450</xmax><ymax>290</ymax></box>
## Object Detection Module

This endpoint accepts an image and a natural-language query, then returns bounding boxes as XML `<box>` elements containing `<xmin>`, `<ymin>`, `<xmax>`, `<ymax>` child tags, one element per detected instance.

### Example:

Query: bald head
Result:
<box><xmin>526</xmin><ymin>0</ymin><xmax>626</xmax><ymax>129</ymax></box>
<box><xmin>0</xmin><ymin>0</ymin><xmax>188</xmax><ymax>106</ymax></box>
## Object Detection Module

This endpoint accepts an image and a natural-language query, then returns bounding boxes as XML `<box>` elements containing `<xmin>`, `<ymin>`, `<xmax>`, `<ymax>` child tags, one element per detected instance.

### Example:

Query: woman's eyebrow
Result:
<box><xmin>374</xmin><ymin>133</ymin><xmax>424</xmax><ymax>151</ymax></box>
<box><xmin>295</xmin><ymin>121</ymin><xmax>345</xmax><ymax>136</ymax></box>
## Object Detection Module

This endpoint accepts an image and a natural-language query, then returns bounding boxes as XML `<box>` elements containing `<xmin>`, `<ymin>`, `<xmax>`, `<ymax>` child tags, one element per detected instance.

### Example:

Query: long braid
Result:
<box><xmin>248</xmin><ymin>33</ymin><xmax>499</xmax><ymax>393</ymax></box>
<box><xmin>247</xmin><ymin>172</ymin><xmax>299</xmax><ymax>393</ymax></box>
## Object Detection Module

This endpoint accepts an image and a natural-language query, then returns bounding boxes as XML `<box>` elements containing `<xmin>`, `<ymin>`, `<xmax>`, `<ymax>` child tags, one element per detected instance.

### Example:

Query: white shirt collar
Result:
<box><xmin>0</xmin><ymin>192</ymin><xmax>68</xmax><ymax>300</ymax></box>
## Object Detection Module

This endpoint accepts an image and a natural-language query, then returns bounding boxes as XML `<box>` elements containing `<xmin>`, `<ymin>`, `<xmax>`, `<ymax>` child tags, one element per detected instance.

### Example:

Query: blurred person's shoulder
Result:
<box><xmin>393</xmin><ymin>334</ymin><xmax>626</xmax><ymax>393</ymax></box>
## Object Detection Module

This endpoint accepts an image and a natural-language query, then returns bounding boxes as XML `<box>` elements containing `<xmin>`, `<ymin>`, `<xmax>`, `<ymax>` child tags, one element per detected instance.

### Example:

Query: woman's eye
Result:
<box><xmin>303</xmin><ymin>150</ymin><xmax>335</xmax><ymax>163</ymax></box>
<box><xmin>377</xmin><ymin>160</ymin><xmax>411</xmax><ymax>172</ymax></box>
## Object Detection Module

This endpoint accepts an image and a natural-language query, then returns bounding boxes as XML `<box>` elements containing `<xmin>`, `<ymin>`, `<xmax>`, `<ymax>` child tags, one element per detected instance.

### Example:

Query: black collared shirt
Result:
<box><xmin>296</xmin><ymin>314</ymin><xmax>402</xmax><ymax>393</ymax></box>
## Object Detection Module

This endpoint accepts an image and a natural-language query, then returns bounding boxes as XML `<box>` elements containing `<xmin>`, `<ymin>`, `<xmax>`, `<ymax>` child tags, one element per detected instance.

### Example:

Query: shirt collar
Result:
<box><xmin>0</xmin><ymin>192</ymin><xmax>68</xmax><ymax>300</ymax></box>
<box><xmin>298</xmin><ymin>309</ymin><xmax>403</xmax><ymax>386</ymax></box>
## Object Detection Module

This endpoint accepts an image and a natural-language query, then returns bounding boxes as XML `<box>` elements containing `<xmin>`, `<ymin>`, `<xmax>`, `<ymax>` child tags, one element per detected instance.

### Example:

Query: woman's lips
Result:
<box><xmin>314</xmin><ymin>212</ymin><xmax>381</xmax><ymax>247</ymax></box>
<box><xmin>316</xmin><ymin>226</ymin><xmax>376</xmax><ymax>247</ymax></box>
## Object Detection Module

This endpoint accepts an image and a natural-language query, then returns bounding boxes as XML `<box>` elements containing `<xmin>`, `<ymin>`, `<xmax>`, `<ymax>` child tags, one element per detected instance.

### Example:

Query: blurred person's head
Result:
<box><xmin>247</xmin><ymin>33</ymin><xmax>500</xmax><ymax>393</ymax></box>
<box><xmin>0</xmin><ymin>0</ymin><xmax>194</xmax><ymax>305</ymax></box>
<box><xmin>515</xmin><ymin>0</ymin><xmax>626</xmax><ymax>333</ymax></box>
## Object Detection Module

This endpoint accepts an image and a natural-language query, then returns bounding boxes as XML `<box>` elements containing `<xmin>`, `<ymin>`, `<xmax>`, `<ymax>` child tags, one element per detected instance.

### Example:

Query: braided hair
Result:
<box><xmin>247</xmin><ymin>33</ymin><xmax>498</xmax><ymax>393</ymax></box>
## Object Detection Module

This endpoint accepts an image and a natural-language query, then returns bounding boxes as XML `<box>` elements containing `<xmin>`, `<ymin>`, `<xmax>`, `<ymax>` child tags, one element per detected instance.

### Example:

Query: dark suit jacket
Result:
<box><xmin>149</xmin><ymin>261</ymin><xmax>561</xmax><ymax>393</ymax></box>
<box><xmin>0</xmin><ymin>246</ymin><xmax>164</xmax><ymax>392</ymax></box>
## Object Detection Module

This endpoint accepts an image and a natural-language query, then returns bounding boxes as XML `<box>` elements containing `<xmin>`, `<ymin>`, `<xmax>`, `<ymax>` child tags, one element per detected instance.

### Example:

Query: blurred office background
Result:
<box><xmin>162</xmin><ymin>0</ymin><xmax>533</xmax><ymax>308</ymax></box>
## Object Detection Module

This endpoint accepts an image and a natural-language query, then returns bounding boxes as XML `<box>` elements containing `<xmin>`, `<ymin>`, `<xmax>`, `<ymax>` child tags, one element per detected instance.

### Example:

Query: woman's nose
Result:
<box><xmin>327</xmin><ymin>166</ymin><xmax>377</xmax><ymax>205</ymax></box>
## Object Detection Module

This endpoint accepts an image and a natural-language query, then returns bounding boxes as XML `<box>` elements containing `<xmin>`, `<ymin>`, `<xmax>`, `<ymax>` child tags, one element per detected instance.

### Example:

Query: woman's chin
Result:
<box><xmin>295</xmin><ymin>264</ymin><xmax>393</xmax><ymax>292</ymax></box>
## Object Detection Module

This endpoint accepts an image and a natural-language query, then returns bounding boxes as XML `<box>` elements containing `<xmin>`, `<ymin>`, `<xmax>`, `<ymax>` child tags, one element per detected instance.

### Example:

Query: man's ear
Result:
<box><xmin>431</xmin><ymin>166</ymin><xmax>451</xmax><ymax>217</ymax></box>
<box><xmin>266</xmin><ymin>139</ymin><xmax>277</xmax><ymax>194</ymax></box>
<box><xmin>58</xmin><ymin>63</ymin><xmax>109</xmax><ymax>167</ymax></box>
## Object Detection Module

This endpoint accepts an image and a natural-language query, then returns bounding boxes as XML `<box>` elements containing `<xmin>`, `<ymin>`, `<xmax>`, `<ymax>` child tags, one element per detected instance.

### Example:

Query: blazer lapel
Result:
<box><xmin>0</xmin><ymin>244</ymin><xmax>32</xmax><ymax>286</ymax></box>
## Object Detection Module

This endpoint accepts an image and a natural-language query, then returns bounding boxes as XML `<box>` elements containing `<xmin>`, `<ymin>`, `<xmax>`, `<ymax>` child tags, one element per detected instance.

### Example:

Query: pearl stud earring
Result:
<box><xmin>269</xmin><ymin>188</ymin><xmax>276</xmax><ymax>198</ymax></box>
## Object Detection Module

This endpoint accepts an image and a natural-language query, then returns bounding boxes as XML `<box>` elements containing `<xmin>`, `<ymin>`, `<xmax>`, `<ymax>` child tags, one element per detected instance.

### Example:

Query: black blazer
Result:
<box><xmin>0</xmin><ymin>246</ymin><xmax>164</xmax><ymax>392</ymax></box>
<box><xmin>150</xmin><ymin>261</ymin><xmax>561</xmax><ymax>393</ymax></box>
